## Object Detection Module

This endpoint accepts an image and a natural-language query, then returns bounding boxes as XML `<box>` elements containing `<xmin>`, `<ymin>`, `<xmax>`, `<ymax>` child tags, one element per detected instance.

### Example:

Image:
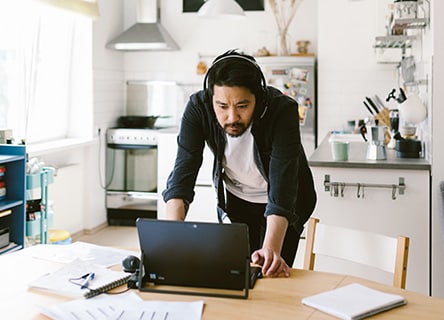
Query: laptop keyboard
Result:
<box><xmin>249</xmin><ymin>266</ymin><xmax>263</xmax><ymax>289</ymax></box>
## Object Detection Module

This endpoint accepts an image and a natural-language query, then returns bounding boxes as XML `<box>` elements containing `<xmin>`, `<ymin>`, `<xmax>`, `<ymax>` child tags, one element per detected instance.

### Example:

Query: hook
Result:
<box><xmin>357</xmin><ymin>183</ymin><xmax>361</xmax><ymax>199</ymax></box>
<box><xmin>334</xmin><ymin>183</ymin><xmax>339</xmax><ymax>197</ymax></box>
<box><xmin>392</xmin><ymin>185</ymin><xmax>397</xmax><ymax>200</ymax></box>
<box><xmin>361</xmin><ymin>184</ymin><xmax>365</xmax><ymax>199</ymax></box>
<box><xmin>340</xmin><ymin>183</ymin><xmax>345</xmax><ymax>197</ymax></box>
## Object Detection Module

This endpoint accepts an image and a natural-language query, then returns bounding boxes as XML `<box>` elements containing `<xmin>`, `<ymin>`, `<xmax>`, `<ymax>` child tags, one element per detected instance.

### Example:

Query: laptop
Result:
<box><xmin>135</xmin><ymin>218</ymin><xmax>262</xmax><ymax>299</ymax></box>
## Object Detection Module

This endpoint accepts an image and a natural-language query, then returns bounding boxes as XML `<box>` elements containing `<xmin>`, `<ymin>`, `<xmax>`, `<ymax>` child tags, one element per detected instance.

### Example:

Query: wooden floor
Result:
<box><xmin>73</xmin><ymin>225</ymin><xmax>140</xmax><ymax>251</ymax></box>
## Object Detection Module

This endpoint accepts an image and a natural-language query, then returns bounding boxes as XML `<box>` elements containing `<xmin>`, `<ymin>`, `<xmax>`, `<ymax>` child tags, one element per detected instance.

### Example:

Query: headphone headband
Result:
<box><xmin>203</xmin><ymin>54</ymin><xmax>267</xmax><ymax>92</ymax></box>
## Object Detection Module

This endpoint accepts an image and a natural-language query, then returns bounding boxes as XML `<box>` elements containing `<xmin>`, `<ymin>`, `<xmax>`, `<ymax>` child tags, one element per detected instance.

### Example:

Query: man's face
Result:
<box><xmin>212</xmin><ymin>85</ymin><xmax>256</xmax><ymax>137</ymax></box>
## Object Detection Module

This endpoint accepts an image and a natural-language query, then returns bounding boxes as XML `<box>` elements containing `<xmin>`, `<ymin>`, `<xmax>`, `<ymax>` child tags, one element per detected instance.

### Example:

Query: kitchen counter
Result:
<box><xmin>307</xmin><ymin>133</ymin><xmax>431</xmax><ymax>294</ymax></box>
<box><xmin>309</xmin><ymin>133</ymin><xmax>431</xmax><ymax>171</ymax></box>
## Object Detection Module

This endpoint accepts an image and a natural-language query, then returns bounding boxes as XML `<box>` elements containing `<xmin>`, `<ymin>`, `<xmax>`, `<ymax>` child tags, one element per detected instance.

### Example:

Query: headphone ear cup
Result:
<box><xmin>122</xmin><ymin>255</ymin><xmax>140</xmax><ymax>273</ymax></box>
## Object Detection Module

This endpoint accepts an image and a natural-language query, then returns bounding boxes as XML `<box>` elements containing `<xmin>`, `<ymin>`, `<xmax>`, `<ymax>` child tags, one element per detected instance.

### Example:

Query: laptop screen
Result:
<box><xmin>136</xmin><ymin>218</ymin><xmax>251</xmax><ymax>292</ymax></box>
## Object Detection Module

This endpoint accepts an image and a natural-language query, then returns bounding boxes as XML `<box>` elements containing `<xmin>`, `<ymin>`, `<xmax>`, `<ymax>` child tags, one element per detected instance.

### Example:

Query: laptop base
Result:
<box><xmin>138</xmin><ymin>258</ymin><xmax>251</xmax><ymax>299</ymax></box>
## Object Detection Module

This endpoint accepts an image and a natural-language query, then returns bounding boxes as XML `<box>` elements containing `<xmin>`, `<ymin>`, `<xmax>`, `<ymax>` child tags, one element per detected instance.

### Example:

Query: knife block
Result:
<box><xmin>373</xmin><ymin>107</ymin><xmax>391</xmax><ymax>130</ymax></box>
<box><xmin>373</xmin><ymin>108</ymin><xmax>392</xmax><ymax>145</ymax></box>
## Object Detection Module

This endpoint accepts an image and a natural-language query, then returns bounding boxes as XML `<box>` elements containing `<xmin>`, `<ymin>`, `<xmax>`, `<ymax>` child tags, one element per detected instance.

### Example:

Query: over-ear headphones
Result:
<box><xmin>203</xmin><ymin>53</ymin><xmax>267</xmax><ymax>94</ymax></box>
<box><xmin>122</xmin><ymin>255</ymin><xmax>140</xmax><ymax>289</ymax></box>
<box><xmin>122</xmin><ymin>255</ymin><xmax>140</xmax><ymax>273</ymax></box>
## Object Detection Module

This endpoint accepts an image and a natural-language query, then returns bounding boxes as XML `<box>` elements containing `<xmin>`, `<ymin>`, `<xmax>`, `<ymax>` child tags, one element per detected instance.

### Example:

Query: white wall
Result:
<box><xmin>317</xmin><ymin>0</ymin><xmax>401</xmax><ymax>139</ymax></box>
<box><xmin>122</xmin><ymin>0</ymin><xmax>318</xmax><ymax>82</ymax></box>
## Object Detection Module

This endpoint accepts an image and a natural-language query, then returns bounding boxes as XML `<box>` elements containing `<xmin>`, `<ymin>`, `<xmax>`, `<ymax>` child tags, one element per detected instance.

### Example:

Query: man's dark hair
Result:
<box><xmin>205</xmin><ymin>49</ymin><xmax>266</xmax><ymax>101</ymax></box>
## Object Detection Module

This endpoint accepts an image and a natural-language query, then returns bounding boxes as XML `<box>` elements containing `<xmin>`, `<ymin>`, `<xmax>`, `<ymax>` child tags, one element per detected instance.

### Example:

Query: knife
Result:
<box><xmin>374</xmin><ymin>95</ymin><xmax>386</xmax><ymax>111</ymax></box>
<box><xmin>363</xmin><ymin>101</ymin><xmax>374</xmax><ymax>115</ymax></box>
<box><xmin>365</xmin><ymin>96</ymin><xmax>380</xmax><ymax>114</ymax></box>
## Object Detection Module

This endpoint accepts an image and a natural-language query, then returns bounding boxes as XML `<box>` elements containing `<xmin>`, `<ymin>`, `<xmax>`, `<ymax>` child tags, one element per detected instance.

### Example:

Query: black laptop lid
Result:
<box><xmin>136</xmin><ymin>218</ymin><xmax>251</xmax><ymax>291</ymax></box>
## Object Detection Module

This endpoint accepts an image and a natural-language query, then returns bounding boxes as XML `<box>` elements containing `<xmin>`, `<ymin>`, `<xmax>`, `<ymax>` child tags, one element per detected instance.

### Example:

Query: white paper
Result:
<box><xmin>31</xmin><ymin>241</ymin><xmax>137</xmax><ymax>267</ymax></box>
<box><xmin>38</xmin><ymin>292</ymin><xmax>205</xmax><ymax>320</ymax></box>
<box><xmin>29</xmin><ymin>259</ymin><xmax>130</xmax><ymax>298</ymax></box>
<box><xmin>302</xmin><ymin>283</ymin><xmax>406</xmax><ymax>320</ymax></box>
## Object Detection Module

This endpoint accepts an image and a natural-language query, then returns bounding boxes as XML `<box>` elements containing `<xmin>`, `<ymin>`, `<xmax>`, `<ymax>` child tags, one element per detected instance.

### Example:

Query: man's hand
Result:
<box><xmin>251</xmin><ymin>248</ymin><xmax>290</xmax><ymax>277</ymax></box>
<box><xmin>251</xmin><ymin>215</ymin><xmax>290</xmax><ymax>277</ymax></box>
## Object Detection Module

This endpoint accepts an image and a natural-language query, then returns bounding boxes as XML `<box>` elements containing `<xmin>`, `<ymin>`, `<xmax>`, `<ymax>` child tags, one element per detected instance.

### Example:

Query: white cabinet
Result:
<box><xmin>157</xmin><ymin>129</ymin><xmax>217</xmax><ymax>223</ymax></box>
<box><xmin>304</xmin><ymin>166</ymin><xmax>430</xmax><ymax>295</ymax></box>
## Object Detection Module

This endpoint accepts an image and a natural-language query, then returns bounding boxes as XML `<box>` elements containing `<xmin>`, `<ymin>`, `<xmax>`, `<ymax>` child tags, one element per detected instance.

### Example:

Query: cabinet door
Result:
<box><xmin>308</xmin><ymin>166</ymin><xmax>430</xmax><ymax>295</ymax></box>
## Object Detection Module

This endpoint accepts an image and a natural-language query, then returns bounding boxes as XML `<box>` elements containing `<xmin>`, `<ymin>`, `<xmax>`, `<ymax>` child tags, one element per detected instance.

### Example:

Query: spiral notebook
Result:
<box><xmin>28</xmin><ymin>259</ymin><xmax>130</xmax><ymax>299</ymax></box>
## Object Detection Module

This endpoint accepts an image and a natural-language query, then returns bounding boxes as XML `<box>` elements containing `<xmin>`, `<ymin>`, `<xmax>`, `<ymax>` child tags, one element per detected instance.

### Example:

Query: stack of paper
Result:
<box><xmin>39</xmin><ymin>292</ymin><xmax>205</xmax><ymax>320</ymax></box>
<box><xmin>302</xmin><ymin>283</ymin><xmax>406</xmax><ymax>320</ymax></box>
<box><xmin>28</xmin><ymin>259</ymin><xmax>130</xmax><ymax>299</ymax></box>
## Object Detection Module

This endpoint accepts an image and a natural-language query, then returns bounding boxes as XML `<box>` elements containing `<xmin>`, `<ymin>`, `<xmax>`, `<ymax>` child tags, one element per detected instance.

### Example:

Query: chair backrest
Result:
<box><xmin>303</xmin><ymin>217</ymin><xmax>409</xmax><ymax>289</ymax></box>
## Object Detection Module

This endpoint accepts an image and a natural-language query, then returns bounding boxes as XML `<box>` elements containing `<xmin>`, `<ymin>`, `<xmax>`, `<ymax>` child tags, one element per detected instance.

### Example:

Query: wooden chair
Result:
<box><xmin>303</xmin><ymin>217</ymin><xmax>409</xmax><ymax>289</ymax></box>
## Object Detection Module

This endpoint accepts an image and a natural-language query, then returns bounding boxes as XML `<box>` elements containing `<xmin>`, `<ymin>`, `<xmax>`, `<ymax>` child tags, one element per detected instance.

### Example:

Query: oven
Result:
<box><xmin>105</xmin><ymin>128</ymin><xmax>158</xmax><ymax>226</ymax></box>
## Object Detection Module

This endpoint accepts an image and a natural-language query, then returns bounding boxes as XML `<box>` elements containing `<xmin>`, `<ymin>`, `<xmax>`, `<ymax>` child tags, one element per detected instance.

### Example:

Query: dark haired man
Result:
<box><xmin>162</xmin><ymin>50</ymin><xmax>316</xmax><ymax>278</ymax></box>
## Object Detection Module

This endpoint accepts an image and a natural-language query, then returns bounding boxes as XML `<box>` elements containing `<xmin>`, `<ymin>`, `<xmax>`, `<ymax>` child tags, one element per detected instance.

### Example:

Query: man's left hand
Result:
<box><xmin>251</xmin><ymin>248</ymin><xmax>290</xmax><ymax>278</ymax></box>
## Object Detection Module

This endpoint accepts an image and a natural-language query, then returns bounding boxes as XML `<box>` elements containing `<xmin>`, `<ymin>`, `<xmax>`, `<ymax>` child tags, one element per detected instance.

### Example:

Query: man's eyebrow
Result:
<box><xmin>214</xmin><ymin>99</ymin><xmax>251</xmax><ymax>105</ymax></box>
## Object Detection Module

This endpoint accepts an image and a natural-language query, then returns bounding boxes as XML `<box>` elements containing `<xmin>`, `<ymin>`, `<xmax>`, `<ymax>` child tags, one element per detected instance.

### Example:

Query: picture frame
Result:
<box><xmin>183</xmin><ymin>0</ymin><xmax>265</xmax><ymax>12</ymax></box>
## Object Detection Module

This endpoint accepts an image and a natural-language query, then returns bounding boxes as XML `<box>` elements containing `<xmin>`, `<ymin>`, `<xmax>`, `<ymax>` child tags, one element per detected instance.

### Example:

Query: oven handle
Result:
<box><xmin>126</xmin><ymin>192</ymin><xmax>158</xmax><ymax>199</ymax></box>
<box><xmin>107</xmin><ymin>143</ymin><xmax>157</xmax><ymax>150</ymax></box>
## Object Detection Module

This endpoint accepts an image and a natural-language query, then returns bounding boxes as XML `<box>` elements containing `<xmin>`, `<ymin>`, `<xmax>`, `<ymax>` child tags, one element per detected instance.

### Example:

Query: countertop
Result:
<box><xmin>309</xmin><ymin>133</ymin><xmax>431</xmax><ymax>171</ymax></box>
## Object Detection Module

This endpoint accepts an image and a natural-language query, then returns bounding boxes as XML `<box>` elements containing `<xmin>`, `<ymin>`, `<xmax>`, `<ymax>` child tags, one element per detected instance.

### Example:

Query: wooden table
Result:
<box><xmin>1</xmin><ymin>245</ymin><xmax>443</xmax><ymax>319</ymax></box>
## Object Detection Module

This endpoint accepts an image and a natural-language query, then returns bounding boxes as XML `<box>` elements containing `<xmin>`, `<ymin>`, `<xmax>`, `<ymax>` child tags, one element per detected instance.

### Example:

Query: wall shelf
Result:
<box><xmin>392</xmin><ymin>18</ymin><xmax>428</xmax><ymax>30</ymax></box>
<box><xmin>374</xmin><ymin>35</ymin><xmax>416</xmax><ymax>49</ymax></box>
<box><xmin>374</xmin><ymin>15</ymin><xmax>428</xmax><ymax>63</ymax></box>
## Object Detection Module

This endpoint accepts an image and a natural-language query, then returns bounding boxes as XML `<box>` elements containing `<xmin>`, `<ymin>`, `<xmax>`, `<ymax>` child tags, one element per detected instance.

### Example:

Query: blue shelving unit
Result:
<box><xmin>0</xmin><ymin>145</ymin><xmax>26</xmax><ymax>254</ymax></box>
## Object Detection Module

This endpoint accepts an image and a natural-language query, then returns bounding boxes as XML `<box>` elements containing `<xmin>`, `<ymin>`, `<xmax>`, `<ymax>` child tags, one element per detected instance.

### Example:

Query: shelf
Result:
<box><xmin>374</xmin><ymin>14</ymin><xmax>428</xmax><ymax>51</ymax></box>
<box><xmin>0</xmin><ymin>155</ymin><xmax>25</xmax><ymax>164</ymax></box>
<box><xmin>392</xmin><ymin>18</ymin><xmax>428</xmax><ymax>30</ymax></box>
<box><xmin>0</xmin><ymin>199</ymin><xmax>24</xmax><ymax>212</ymax></box>
<box><xmin>0</xmin><ymin>242</ymin><xmax>22</xmax><ymax>254</ymax></box>
<box><xmin>374</xmin><ymin>35</ymin><xmax>416</xmax><ymax>49</ymax></box>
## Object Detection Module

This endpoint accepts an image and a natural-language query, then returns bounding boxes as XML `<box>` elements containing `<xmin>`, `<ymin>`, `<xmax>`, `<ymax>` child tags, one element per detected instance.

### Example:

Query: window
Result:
<box><xmin>0</xmin><ymin>1</ymin><xmax>93</xmax><ymax>145</ymax></box>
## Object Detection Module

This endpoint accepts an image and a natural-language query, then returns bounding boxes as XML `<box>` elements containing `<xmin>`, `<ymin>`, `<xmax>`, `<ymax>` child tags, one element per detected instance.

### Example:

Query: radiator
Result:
<box><xmin>47</xmin><ymin>164</ymin><xmax>84</xmax><ymax>234</ymax></box>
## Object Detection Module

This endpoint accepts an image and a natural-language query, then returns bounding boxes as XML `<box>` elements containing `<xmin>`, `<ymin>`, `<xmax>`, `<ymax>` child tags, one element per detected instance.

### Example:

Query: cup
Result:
<box><xmin>330</xmin><ymin>141</ymin><xmax>349</xmax><ymax>161</ymax></box>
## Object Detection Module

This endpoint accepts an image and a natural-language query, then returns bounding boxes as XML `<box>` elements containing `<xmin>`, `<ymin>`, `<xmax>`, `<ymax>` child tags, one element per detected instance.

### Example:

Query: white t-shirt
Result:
<box><xmin>222</xmin><ymin>126</ymin><xmax>268</xmax><ymax>203</ymax></box>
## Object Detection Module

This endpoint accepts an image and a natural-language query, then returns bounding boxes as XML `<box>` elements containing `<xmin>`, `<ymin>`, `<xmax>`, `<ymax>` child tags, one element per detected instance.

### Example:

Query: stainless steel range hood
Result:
<box><xmin>106</xmin><ymin>0</ymin><xmax>179</xmax><ymax>51</ymax></box>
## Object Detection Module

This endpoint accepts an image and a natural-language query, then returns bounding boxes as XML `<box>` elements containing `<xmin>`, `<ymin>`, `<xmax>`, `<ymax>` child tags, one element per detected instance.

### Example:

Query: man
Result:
<box><xmin>162</xmin><ymin>49</ymin><xmax>316</xmax><ymax>278</ymax></box>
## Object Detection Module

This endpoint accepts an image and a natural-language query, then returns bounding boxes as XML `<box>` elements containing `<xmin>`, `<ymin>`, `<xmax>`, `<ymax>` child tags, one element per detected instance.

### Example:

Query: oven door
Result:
<box><xmin>106</xmin><ymin>145</ymin><xmax>158</xmax><ymax>217</ymax></box>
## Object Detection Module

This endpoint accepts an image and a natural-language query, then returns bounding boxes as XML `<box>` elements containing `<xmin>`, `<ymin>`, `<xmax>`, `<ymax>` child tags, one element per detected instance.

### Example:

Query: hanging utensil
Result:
<box><xmin>398</xmin><ymin>88</ymin><xmax>407</xmax><ymax>103</ymax></box>
<box><xmin>374</xmin><ymin>95</ymin><xmax>386</xmax><ymax>111</ymax></box>
<box><xmin>365</xmin><ymin>97</ymin><xmax>380</xmax><ymax>114</ymax></box>
<box><xmin>363</xmin><ymin>101</ymin><xmax>374</xmax><ymax>115</ymax></box>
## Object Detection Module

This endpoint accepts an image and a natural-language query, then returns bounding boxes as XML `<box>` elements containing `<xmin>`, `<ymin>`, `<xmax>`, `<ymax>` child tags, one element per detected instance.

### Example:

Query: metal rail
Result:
<box><xmin>323</xmin><ymin>175</ymin><xmax>405</xmax><ymax>200</ymax></box>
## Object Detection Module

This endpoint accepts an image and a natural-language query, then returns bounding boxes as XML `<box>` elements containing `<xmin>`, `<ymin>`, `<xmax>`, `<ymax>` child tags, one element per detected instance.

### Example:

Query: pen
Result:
<box><xmin>80</xmin><ymin>272</ymin><xmax>95</xmax><ymax>289</ymax></box>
